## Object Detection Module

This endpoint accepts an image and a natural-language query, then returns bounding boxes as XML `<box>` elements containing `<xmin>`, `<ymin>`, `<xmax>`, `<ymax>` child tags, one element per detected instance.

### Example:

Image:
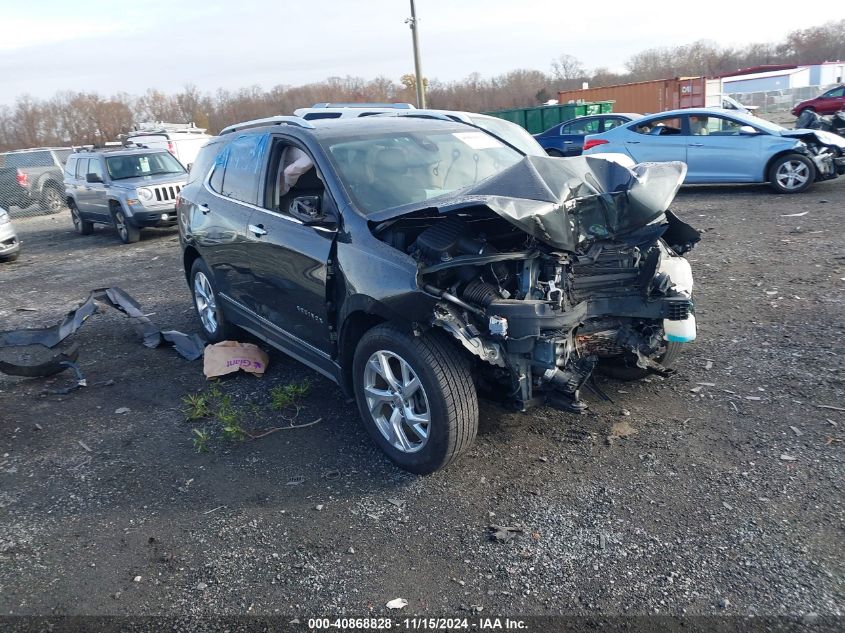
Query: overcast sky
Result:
<box><xmin>0</xmin><ymin>0</ymin><xmax>828</xmax><ymax>106</ymax></box>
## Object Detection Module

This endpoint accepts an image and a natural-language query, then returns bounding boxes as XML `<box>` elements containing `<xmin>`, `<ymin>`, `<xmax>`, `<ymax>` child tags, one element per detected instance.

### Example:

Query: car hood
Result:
<box><xmin>780</xmin><ymin>128</ymin><xmax>845</xmax><ymax>148</ymax></box>
<box><xmin>370</xmin><ymin>155</ymin><xmax>687</xmax><ymax>252</ymax></box>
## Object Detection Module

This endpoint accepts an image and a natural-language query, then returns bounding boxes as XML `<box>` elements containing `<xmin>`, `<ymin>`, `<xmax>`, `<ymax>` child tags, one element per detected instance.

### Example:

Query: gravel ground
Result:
<box><xmin>0</xmin><ymin>179</ymin><xmax>843</xmax><ymax>625</ymax></box>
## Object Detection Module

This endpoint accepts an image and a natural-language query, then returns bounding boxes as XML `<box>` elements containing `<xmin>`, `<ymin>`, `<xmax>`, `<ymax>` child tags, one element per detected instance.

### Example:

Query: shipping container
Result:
<box><xmin>556</xmin><ymin>78</ymin><xmax>707</xmax><ymax>114</ymax></box>
<box><xmin>484</xmin><ymin>101</ymin><xmax>614</xmax><ymax>134</ymax></box>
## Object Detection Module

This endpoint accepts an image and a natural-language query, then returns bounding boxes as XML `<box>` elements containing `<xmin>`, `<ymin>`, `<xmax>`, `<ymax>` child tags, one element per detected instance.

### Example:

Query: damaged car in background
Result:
<box><xmin>178</xmin><ymin>116</ymin><xmax>700</xmax><ymax>473</ymax></box>
<box><xmin>583</xmin><ymin>108</ymin><xmax>845</xmax><ymax>194</ymax></box>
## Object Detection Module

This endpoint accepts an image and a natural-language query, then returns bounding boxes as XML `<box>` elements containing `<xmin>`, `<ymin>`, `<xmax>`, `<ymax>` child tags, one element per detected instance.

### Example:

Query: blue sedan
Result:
<box><xmin>582</xmin><ymin>108</ymin><xmax>845</xmax><ymax>193</ymax></box>
<box><xmin>534</xmin><ymin>113</ymin><xmax>641</xmax><ymax>157</ymax></box>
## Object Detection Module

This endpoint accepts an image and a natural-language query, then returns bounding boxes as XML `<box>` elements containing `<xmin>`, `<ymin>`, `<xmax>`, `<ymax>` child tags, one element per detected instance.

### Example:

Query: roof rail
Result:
<box><xmin>220</xmin><ymin>116</ymin><xmax>315</xmax><ymax>135</ymax></box>
<box><xmin>311</xmin><ymin>102</ymin><xmax>415</xmax><ymax>109</ymax></box>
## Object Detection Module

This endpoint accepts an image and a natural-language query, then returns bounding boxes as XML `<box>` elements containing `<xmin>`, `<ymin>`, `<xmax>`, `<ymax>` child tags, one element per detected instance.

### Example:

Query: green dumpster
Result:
<box><xmin>483</xmin><ymin>101</ymin><xmax>614</xmax><ymax>134</ymax></box>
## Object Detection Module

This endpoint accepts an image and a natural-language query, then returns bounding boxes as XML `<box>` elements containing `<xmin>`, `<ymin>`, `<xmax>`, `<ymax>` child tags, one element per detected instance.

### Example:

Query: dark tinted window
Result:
<box><xmin>302</xmin><ymin>112</ymin><xmax>342</xmax><ymax>120</ymax></box>
<box><xmin>219</xmin><ymin>134</ymin><xmax>268</xmax><ymax>205</ymax></box>
<box><xmin>3</xmin><ymin>151</ymin><xmax>54</xmax><ymax>167</ymax></box>
<box><xmin>75</xmin><ymin>158</ymin><xmax>89</xmax><ymax>179</ymax></box>
<box><xmin>187</xmin><ymin>140</ymin><xmax>226</xmax><ymax>184</ymax></box>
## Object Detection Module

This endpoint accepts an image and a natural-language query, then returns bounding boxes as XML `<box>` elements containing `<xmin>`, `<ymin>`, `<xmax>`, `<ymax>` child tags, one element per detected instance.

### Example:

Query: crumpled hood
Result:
<box><xmin>781</xmin><ymin>128</ymin><xmax>845</xmax><ymax>148</ymax></box>
<box><xmin>371</xmin><ymin>155</ymin><xmax>687</xmax><ymax>252</ymax></box>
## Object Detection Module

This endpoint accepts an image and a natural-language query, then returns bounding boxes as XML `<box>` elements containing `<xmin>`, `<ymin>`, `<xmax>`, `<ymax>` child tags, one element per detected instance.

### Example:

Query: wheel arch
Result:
<box><xmin>763</xmin><ymin>149</ymin><xmax>814</xmax><ymax>183</ymax></box>
<box><xmin>338</xmin><ymin>309</ymin><xmax>387</xmax><ymax>395</ymax></box>
<box><xmin>183</xmin><ymin>245</ymin><xmax>201</xmax><ymax>284</ymax></box>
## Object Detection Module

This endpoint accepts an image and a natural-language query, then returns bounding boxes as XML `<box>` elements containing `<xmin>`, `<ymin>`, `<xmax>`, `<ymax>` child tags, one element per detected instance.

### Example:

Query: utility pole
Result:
<box><xmin>407</xmin><ymin>0</ymin><xmax>426</xmax><ymax>108</ymax></box>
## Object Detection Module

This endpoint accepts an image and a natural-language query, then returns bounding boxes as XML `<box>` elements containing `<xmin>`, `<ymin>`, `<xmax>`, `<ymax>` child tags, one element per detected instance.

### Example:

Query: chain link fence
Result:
<box><xmin>728</xmin><ymin>85</ymin><xmax>836</xmax><ymax>125</ymax></box>
<box><xmin>0</xmin><ymin>148</ymin><xmax>72</xmax><ymax>219</ymax></box>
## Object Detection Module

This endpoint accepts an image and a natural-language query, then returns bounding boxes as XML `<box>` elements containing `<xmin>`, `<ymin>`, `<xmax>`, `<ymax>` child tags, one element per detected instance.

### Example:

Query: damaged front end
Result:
<box><xmin>782</xmin><ymin>129</ymin><xmax>845</xmax><ymax>180</ymax></box>
<box><xmin>372</xmin><ymin>155</ymin><xmax>700</xmax><ymax>411</ymax></box>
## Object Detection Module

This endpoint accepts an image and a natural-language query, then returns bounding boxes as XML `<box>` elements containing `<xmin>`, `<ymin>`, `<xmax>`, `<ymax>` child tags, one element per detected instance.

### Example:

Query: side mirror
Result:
<box><xmin>289</xmin><ymin>195</ymin><xmax>334</xmax><ymax>227</ymax></box>
<box><xmin>186</xmin><ymin>163</ymin><xmax>194</xmax><ymax>172</ymax></box>
<box><xmin>86</xmin><ymin>172</ymin><xmax>103</xmax><ymax>183</ymax></box>
<box><xmin>738</xmin><ymin>125</ymin><xmax>758</xmax><ymax>135</ymax></box>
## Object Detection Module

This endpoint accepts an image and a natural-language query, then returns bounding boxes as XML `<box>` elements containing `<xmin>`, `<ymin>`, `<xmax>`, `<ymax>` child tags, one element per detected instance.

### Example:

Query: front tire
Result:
<box><xmin>111</xmin><ymin>204</ymin><xmax>140</xmax><ymax>243</ymax></box>
<box><xmin>189</xmin><ymin>258</ymin><xmax>233</xmax><ymax>342</ymax></box>
<box><xmin>768</xmin><ymin>154</ymin><xmax>815</xmax><ymax>194</ymax></box>
<box><xmin>69</xmin><ymin>201</ymin><xmax>94</xmax><ymax>235</ymax></box>
<box><xmin>352</xmin><ymin>325</ymin><xmax>478</xmax><ymax>474</ymax></box>
<box><xmin>546</xmin><ymin>148</ymin><xmax>564</xmax><ymax>157</ymax></box>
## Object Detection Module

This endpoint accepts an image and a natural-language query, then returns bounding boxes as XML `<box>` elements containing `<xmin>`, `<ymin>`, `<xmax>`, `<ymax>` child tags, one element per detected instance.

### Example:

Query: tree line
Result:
<box><xmin>0</xmin><ymin>19</ymin><xmax>842</xmax><ymax>151</ymax></box>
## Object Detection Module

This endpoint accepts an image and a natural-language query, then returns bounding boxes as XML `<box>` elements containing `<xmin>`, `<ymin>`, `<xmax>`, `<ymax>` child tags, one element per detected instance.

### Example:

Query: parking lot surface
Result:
<box><xmin>1</xmin><ymin>181</ymin><xmax>843</xmax><ymax>618</ymax></box>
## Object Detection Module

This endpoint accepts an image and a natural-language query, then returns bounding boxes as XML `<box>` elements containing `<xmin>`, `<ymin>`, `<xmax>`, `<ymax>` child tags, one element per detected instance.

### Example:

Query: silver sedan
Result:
<box><xmin>0</xmin><ymin>207</ymin><xmax>20</xmax><ymax>261</ymax></box>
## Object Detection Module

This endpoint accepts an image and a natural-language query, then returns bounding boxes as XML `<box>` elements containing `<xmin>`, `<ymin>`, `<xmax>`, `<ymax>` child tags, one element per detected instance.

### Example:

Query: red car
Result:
<box><xmin>791</xmin><ymin>85</ymin><xmax>845</xmax><ymax>116</ymax></box>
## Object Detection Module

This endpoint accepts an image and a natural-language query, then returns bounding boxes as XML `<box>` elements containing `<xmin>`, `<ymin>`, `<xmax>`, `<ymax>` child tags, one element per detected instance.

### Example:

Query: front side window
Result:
<box><xmin>105</xmin><ymin>152</ymin><xmax>186</xmax><ymax>180</ymax></box>
<box><xmin>822</xmin><ymin>87</ymin><xmax>844</xmax><ymax>98</ymax></box>
<box><xmin>188</xmin><ymin>140</ymin><xmax>226</xmax><ymax>184</ymax></box>
<box><xmin>325</xmin><ymin>128</ymin><xmax>523</xmax><ymax>215</ymax></box>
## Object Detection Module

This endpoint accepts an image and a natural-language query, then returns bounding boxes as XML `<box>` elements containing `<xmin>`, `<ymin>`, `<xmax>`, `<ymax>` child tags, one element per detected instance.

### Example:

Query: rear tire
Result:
<box><xmin>352</xmin><ymin>324</ymin><xmax>478</xmax><ymax>474</ymax></box>
<box><xmin>69</xmin><ymin>201</ymin><xmax>93</xmax><ymax>235</ymax></box>
<box><xmin>768</xmin><ymin>153</ymin><xmax>815</xmax><ymax>194</ymax></box>
<box><xmin>598</xmin><ymin>341</ymin><xmax>684</xmax><ymax>381</ymax></box>
<box><xmin>41</xmin><ymin>186</ymin><xmax>67</xmax><ymax>214</ymax></box>
<box><xmin>189</xmin><ymin>258</ymin><xmax>234</xmax><ymax>343</ymax></box>
<box><xmin>111</xmin><ymin>204</ymin><xmax>140</xmax><ymax>243</ymax></box>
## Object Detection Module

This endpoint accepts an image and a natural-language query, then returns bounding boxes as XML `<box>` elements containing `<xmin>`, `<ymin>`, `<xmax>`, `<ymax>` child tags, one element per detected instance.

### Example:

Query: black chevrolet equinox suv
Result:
<box><xmin>179</xmin><ymin>115</ymin><xmax>699</xmax><ymax>473</ymax></box>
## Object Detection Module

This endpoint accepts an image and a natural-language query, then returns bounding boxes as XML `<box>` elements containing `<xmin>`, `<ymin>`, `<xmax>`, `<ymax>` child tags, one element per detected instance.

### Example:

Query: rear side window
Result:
<box><xmin>217</xmin><ymin>134</ymin><xmax>269</xmax><ymax>205</ymax></box>
<box><xmin>64</xmin><ymin>156</ymin><xmax>77</xmax><ymax>178</ymax></box>
<box><xmin>561</xmin><ymin>119</ymin><xmax>599</xmax><ymax>135</ymax></box>
<box><xmin>75</xmin><ymin>158</ymin><xmax>89</xmax><ymax>179</ymax></box>
<box><xmin>302</xmin><ymin>112</ymin><xmax>342</xmax><ymax>120</ymax></box>
<box><xmin>188</xmin><ymin>141</ymin><xmax>226</xmax><ymax>184</ymax></box>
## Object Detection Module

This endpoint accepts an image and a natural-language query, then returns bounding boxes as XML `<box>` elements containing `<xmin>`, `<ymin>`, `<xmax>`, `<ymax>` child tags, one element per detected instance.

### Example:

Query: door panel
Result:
<box><xmin>189</xmin><ymin>188</ymin><xmax>256</xmax><ymax>312</ymax></box>
<box><xmin>685</xmin><ymin>115</ymin><xmax>762</xmax><ymax>182</ymax></box>
<box><xmin>623</xmin><ymin>115</ymin><xmax>687</xmax><ymax>164</ymax></box>
<box><xmin>245</xmin><ymin>209</ymin><xmax>334</xmax><ymax>354</ymax></box>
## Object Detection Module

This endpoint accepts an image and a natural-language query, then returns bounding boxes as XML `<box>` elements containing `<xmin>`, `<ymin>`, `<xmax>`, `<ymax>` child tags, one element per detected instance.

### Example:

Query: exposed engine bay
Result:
<box><xmin>372</xmin><ymin>155</ymin><xmax>701</xmax><ymax>411</ymax></box>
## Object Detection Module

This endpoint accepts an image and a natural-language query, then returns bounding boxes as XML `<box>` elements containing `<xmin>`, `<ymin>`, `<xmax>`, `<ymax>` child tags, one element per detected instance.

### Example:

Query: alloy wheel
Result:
<box><xmin>193</xmin><ymin>271</ymin><xmax>218</xmax><ymax>334</ymax></box>
<box><xmin>114</xmin><ymin>211</ymin><xmax>128</xmax><ymax>241</ymax></box>
<box><xmin>775</xmin><ymin>160</ymin><xmax>810</xmax><ymax>191</ymax></box>
<box><xmin>362</xmin><ymin>350</ymin><xmax>431</xmax><ymax>453</ymax></box>
<box><xmin>44</xmin><ymin>189</ymin><xmax>64</xmax><ymax>213</ymax></box>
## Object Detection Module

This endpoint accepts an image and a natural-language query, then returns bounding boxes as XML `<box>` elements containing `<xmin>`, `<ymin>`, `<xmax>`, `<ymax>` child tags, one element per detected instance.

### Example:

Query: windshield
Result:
<box><xmin>105</xmin><ymin>152</ymin><xmax>186</xmax><ymax>180</ymax></box>
<box><xmin>326</xmin><ymin>129</ymin><xmax>523</xmax><ymax>215</ymax></box>
<box><xmin>737</xmin><ymin>114</ymin><xmax>784</xmax><ymax>133</ymax></box>
<box><xmin>467</xmin><ymin>116</ymin><xmax>546</xmax><ymax>156</ymax></box>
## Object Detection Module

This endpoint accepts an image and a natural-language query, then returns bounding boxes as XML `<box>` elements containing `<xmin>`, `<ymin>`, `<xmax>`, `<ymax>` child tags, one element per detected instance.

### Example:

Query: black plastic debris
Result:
<box><xmin>0</xmin><ymin>287</ymin><xmax>204</xmax><ymax>378</ymax></box>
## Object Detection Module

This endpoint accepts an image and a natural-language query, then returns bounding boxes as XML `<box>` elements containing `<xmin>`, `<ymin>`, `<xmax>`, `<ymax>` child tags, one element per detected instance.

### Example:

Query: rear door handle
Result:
<box><xmin>625</xmin><ymin>140</ymin><xmax>640</xmax><ymax>144</ymax></box>
<box><xmin>249</xmin><ymin>224</ymin><xmax>267</xmax><ymax>237</ymax></box>
<box><xmin>563</xmin><ymin>140</ymin><xmax>573</xmax><ymax>144</ymax></box>
<box><xmin>689</xmin><ymin>143</ymin><xmax>704</xmax><ymax>147</ymax></box>
<box><xmin>198</xmin><ymin>204</ymin><xmax>210</xmax><ymax>215</ymax></box>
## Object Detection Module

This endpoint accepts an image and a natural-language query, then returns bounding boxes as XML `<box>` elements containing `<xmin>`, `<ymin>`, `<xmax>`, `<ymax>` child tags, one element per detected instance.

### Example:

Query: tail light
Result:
<box><xmin>167</xmin><ymin>141</ymin><xmax>176</xmax><ymax>155</ymax></box>
<box><xmin>15</xmin><ymin>169</ymin><xmax>28</xmax><ymax>186</ymax></box>
<box><xmin>583</xmin><ymin>138</ymin><xmax>609</xmax><ymax>151</ymax></box>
